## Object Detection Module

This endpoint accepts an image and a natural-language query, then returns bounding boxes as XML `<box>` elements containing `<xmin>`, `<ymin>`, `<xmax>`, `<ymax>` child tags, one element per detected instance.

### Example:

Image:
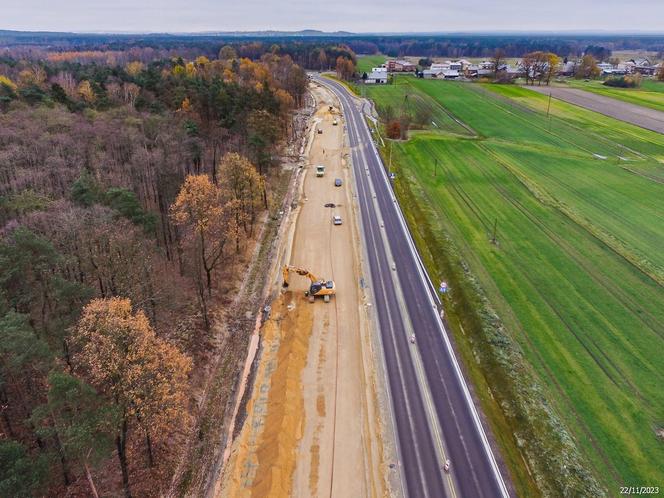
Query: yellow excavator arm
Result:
<box><xmin>282</xmin><ymin>265</ymin><xmax>336</xmax><ymax>302</ymax></box>
<box><xmin>282</xmin><ymin>265</ymin><xmax>320</xmax><ymax>287</ymax></box>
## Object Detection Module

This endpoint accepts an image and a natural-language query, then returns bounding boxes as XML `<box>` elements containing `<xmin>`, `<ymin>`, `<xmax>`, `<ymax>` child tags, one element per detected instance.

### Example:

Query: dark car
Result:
<box><xmin>334</xmin><ymin>178</ymin><xmax>342</xmax><ymax>187</ymax></box>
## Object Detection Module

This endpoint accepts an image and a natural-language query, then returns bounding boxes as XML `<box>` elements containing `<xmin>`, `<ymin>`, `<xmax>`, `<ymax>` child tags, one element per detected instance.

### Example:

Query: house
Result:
<box><xmin>630</xmin><ymin>58</ymin><xmax>656</xmax><ymax>75</ymax></box>
<box><xmin>479</xmin><ymin>61</ymin><xmax>494</xmax><ymax>71</ymax></box>
<box><xmin>457</xmin><ymin>59</ymin><xmax>472</xmax><ymax>69</ymax></box>
<box><xmin>448</xmin><ymin>61</ymin><xmax>463</xmax><ymax>71</ymax></box>
<box><xmin>387</xmin><ymin>59</ymin><xmax>417</xmax><ymax>72</ymax></box>
<box><xmin>465</xmin><ymin>64</ymin><xmax>493</xmax><ymax>78</ymax></box>
<box><xmin>557</xmin><ymin>61</ymin><xmax>576</xmax><ymax>76</ymax></box>
<box><xmin>631</xmin><ymin>57</ymin><xmax>651</xmax><ymax>67</ymax></box>
<box><xmin>612</xmin><ymin>65</ymin><xmax>628</xmax><ymax>75</ymax></box>
<box><xmin>465</xmin><ymin>64</ymin><xmax>480</xmax><ymax>77</ymax></box>
<box><xmin>365</xmin><ymin>67</ymin><xmax>388</xmax><ymax>84</ymax></box>
<box><xmin>623</xmin><ymin>61</ymin><xmax>636</xmax><ymax>74</ymax></box>
<box><xmin>422</xmin><ymin>64</ymin><xmax>460</xmax><ymax>79</ymax></box>
<box><xmin>430</xmin><ymin>62</ymin><xmax>450</xmax><ymax>72</ymax></box>
<box><xmin>422</xmin><ymin>69</ymin><xmax>443</xmax><ymax>79</ymax></box>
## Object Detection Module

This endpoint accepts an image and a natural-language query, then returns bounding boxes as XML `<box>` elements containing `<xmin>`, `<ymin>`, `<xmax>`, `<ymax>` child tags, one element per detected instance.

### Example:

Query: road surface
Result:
<box><xmin>316</xmin><ymin>75</ymin><xmax>511</xmax><ymax>498</ymax></box>
<box><xmin>529</xmin><ymin>85</ymin><xmax>664</xmax><ymax>134</ymax></box>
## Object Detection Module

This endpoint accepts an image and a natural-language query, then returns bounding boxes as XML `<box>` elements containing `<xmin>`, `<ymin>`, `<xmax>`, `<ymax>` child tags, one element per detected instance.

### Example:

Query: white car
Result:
<box><xmin>333</xmin><ymin>215</ymin><xmax>342</xmax><ymax>225</ymax></box>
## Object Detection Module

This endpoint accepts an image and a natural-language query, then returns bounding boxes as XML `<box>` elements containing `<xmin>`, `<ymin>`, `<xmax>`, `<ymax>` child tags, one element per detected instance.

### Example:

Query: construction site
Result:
<box><xmin>217</xmin><ymin>82</ymin><xmax>390</xmax><ymax>498</ymax></box>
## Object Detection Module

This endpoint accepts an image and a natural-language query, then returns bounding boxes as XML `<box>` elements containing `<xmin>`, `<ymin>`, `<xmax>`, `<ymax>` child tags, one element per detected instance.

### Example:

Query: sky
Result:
<box><xmin>2</xmin><ymin>0</ymin><xmax>664</xmax><ymax>33</ymax></box>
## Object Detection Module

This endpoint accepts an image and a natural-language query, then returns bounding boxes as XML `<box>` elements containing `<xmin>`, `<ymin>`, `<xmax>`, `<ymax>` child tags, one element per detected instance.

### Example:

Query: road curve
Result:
<box><xmin>316</xmin><ymin>75</ymin><xmax>511</xmax><ymax>498</ymax></box>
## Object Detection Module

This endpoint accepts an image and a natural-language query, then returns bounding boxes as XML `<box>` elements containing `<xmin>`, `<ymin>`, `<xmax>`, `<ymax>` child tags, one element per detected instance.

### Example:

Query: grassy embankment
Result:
<box><xmin>561</xmin><ymin>78</ymin><xmax>664</xmax><ymax>112</ymax></box>
<box><xmin>361</xmin><ymin>77</ymin><xmax>664</xmax><ymax>497</ymax></box>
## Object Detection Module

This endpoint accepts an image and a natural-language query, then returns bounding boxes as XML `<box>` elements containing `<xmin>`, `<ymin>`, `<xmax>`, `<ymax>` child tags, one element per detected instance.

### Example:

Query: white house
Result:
<box><xmin>430</xmin><ymin>62</ymin><xmax>450</xmax><ymax>72</ymax></box>
<box><xmin>366</xmin><ymin>67</ymin><xmax>388</xmax><ymax>84</ymax></box>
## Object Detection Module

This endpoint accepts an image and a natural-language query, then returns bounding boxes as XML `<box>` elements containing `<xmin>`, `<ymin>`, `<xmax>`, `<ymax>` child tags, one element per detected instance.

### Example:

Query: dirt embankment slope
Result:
<box><xmin>218</xmin><ymin>83</ymin><xmax>387</xmax><ymax>498</ymax></box>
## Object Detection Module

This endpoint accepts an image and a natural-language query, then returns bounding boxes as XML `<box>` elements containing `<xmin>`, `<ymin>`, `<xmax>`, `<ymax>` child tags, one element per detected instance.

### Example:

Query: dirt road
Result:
<box><xmin>528</xmin><ymin>85</ymin><xmax>664</xmax><ymax>134</ymax></box>
<box><xmin>218</xmin><ymin>83</ymin><xmax>386</xmax><ymax>498</ymax></box>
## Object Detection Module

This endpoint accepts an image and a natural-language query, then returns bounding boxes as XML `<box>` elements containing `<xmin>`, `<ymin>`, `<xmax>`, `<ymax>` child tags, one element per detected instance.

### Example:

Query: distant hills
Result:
<box><xmin>0</xmin><ymin>29</ymin><xmax>356</xmax><ymax>38</ymax></box>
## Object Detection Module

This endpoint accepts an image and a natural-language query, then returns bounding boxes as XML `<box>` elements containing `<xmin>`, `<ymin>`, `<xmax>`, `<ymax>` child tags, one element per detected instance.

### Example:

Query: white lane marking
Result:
<box><xmin>343</xmin><ymin>101</ymin><xmax>409</xmax><ymax>498</ymax></box>
<box><xmin>339</xmin><ymin>81</ymin><xmax>449</xmax><ymax>498</ymax></box>
<box><xmin>357</xmin><ymin>137</ymin><xmax>458</xmax><ymax>498</ymax></box>
<box><xmin>322</xmin><ymin>76</ymin><xmax>511</xmax><ymax>498</ymax></box>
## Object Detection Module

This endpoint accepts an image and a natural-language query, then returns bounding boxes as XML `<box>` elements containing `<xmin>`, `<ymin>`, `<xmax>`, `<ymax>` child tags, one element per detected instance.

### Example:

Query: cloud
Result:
<box><xmin>2</xmin><ymin>0</ymin><xmax>664</xmax><ymax>32</ymax></box>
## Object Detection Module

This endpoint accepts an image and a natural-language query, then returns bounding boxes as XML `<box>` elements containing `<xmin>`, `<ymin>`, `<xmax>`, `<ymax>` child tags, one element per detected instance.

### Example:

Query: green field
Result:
<box><xmin>361</xmin><ymin>80</ymin><xmax>474</xmax><ymax>136</ymax></box>
<box><xmin>562</xmin><ymin>78</ymin><xmax>664</xmax><ymax>112</ymax></box>
<box><xmin>367</xmin><ymin>78</ymin><xmax>664</xmax><ymax>495</ymax></box>
<box><xmin>356</xmin><ymin>54</ymin><xmax>386</xmax><ymax>74</ymax></box>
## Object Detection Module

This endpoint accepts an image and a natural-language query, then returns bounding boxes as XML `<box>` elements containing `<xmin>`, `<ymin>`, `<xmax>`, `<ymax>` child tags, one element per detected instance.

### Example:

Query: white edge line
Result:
<box><xmin>346</xmin><ymin>79</ymin><xmax>511</xmax><ymax>498</ymax></box>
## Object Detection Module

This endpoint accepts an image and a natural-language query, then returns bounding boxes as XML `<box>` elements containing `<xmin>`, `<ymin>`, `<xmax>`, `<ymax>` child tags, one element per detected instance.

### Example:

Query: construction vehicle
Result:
<box><xmin>282</xmin><ymin>265</ymin><xmax>336</xmax><ymax>302</ymax></box>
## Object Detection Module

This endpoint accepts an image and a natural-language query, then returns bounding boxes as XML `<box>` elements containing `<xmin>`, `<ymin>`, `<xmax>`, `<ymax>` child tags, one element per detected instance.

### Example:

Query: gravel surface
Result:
<box><xmin>529</xmin><ymin>86</ymin><xmax>664</xmax><ymax>134</ymax></box>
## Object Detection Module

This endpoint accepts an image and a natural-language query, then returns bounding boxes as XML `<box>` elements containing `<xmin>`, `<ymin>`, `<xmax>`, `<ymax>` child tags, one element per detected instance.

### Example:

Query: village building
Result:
<box><xmin>365</xmin><ymin>66</ymin><xmax>388</xmax><ymax>84</ymax></box>
<box><xmin>387</xmin><ymin>59</ymin><xmax>417</xmax><ymax>72</ymax></box>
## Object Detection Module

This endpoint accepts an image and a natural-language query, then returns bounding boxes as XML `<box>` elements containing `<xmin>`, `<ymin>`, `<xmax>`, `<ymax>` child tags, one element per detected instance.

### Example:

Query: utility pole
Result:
<box><xmin>389</xmin><ymin>141</ymin><xmax>393</xmax><ymax>172</ymax></box>
<box><xmin>434</xmin><ymin>158</ymin><xmax>439</xmax><ymax>177</ymax></box>
<box><xmin>547</xmin><ymin>93</ymin><xmax>552</xmax><ymax>132</ymax></box>
<box><xmin>491</xmin><ymin>218</ymin><xmax>498</xmax><ymax>244</ymax></box>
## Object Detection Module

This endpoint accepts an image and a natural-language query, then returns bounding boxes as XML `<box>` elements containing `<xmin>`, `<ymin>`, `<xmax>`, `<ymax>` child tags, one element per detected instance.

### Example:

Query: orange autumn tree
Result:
<box><xmin>73</xmin><ymin>298</ymin><xmax>190</xmax><ymax>498</ymax></box>
<box><xmin>170</xmin><ymin>174</ymin><xmax>238</xmax><ymax>295</ymax></box>
<box><xmin>218</xmin><ymin>153</ymin><xmax>265</xmax><ymax>241</ymax></box>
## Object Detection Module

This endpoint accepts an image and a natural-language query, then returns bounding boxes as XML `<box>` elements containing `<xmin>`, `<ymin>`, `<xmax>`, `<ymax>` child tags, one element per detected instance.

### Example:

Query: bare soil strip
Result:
<box><xmin>529</xmin><ymin>86</ymin><xmax>664</xmax><ymax>134</ymax></box>
<box><xmin>217</xmin><ymin>84</ymin><xmax>387</xmax><ymax>498</ymax></box>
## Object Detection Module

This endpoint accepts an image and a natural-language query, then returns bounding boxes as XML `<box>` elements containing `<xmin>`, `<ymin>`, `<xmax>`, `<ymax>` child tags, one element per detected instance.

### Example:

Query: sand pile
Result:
<box><xmin>222</xmin><ymin>291</ymin><xmax>313</xmax><ymax>498</ymax></box>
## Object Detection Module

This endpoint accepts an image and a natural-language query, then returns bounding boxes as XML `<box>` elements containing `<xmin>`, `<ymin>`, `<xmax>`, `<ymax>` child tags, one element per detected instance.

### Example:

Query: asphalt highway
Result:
<box><xmin>316</xmin><ymin>75</ymin><xmax>511</xmax><ymax>498</ymax></box>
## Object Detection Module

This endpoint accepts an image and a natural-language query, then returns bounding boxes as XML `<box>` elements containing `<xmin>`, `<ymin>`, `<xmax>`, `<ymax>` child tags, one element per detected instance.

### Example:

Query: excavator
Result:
<box><xmin>282</xmin><ymin>265</ymin><xmax>336</xmax><ymax>302</ymax></box>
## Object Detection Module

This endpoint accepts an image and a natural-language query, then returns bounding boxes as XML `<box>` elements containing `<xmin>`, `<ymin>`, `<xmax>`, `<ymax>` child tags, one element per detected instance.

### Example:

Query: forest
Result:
<box><xmin>0</xmin><ymin>41</ymin><xmax>311</xmax><ymax>497</ymax></box>
<box><xmin>2</xmin><ymin>30</ymin><xmax>664</xmax><ymax>60</ymax></box>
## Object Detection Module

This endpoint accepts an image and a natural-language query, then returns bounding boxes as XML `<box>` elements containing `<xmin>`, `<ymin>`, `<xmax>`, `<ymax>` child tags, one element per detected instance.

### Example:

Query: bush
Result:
<box><xmin>386</xmin><ymin>120</ymin><xmax>401</xmax><ymax>139</ymax></box>
<box><xmin>603</xmin><ymin>75</ymin><xmax>641</xmax><ymax>88</ymax></box>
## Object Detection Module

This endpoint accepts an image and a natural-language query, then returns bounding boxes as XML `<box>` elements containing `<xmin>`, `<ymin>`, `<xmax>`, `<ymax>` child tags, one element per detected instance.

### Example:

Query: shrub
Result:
<box><xmin>386</xmin><ymin>120</ymin><xmax>401</xmax><ymax>139</ymax></box>
<box><xmin>603</xmin><ymin>75</ymin><xmax>641</xmax><ymax>88</ymax></box>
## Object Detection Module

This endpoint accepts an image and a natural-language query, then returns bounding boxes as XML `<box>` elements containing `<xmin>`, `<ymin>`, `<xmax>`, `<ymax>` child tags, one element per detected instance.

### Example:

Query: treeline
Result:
<box><xmin>0</xmin><ymin>47</ymin><xmax>305</xmax><ymax>497</ymax></box>
<box><xmin>3</xmin><ymin>31</ymin><xmax>664</xmax><ymax>60</ymax></box>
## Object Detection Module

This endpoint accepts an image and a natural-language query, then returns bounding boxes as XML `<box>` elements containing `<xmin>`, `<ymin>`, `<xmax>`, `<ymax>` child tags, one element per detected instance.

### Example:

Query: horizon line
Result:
<box><xmin>2</xmin><ymin>28</ymin><xmax>664</xmax><ymax>37</ymax></box>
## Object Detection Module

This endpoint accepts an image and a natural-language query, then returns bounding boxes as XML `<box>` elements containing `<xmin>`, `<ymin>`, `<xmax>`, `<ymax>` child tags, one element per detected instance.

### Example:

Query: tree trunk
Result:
<box><xmin>52</xmin><ymin>416</ymin><xmax>71</xmax><ymax>486</ymax></box>
<box><xmin>0</xmin><ymin>389</ymin><xmax>14</xmax><ymax>438</ymax></box>
<box><xmin>85</xmin><ymin>461</ymin><xmax>100</xmax><ymax>498</ymax></box>
<box><xmin>116</xmin><ymin>420</ymin><xmax>132</xmax><ymax>498</ymax></box>
<box><xmin>63</xmin><ymin>339</ymin><xmax>72</xmax><ymax>370</ymax></box>
<box><xmin>211</xmin><ymin>143</ymin><xmax>218</xmax><ymax>185</ymax></box>
<box><xmin>145</xmin><ymin>430</ymin><xmax>154</xmax><ymax>468</ymax></box>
